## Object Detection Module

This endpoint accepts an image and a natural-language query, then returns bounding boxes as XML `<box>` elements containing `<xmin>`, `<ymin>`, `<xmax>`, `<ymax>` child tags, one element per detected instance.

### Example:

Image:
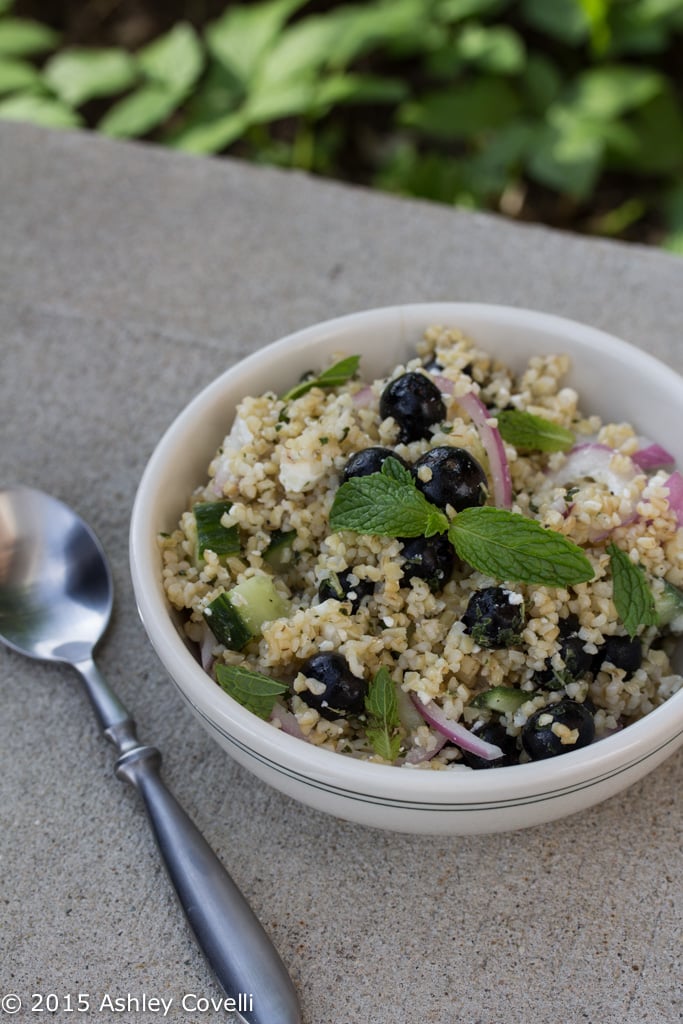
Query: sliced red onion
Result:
<box><xmin>589</xmin><ymin>510</ymin><xmax>639</xmax><ymax>543</ymax></box>
<box><xmin>410</xmin><ymin>694</ymin><xmax>504</xmax><ymax>760</ymax></box>
<box><xmin>456</xmin><ymin>390</ymin><xmax>512</xmax><ymax>509</ymax></box>
<box><xmin>432</xmin><ymin>374</ymin><xmax>454</xmax><ymax>395</ymax></box>
<box><xmin>632</xmin><ymin>443</ymin><xmax>675</xmax><ymax>471</ymax></box>
<box><xmin>403</xmin><ymin>732</ymin><xmax>448</xmax><ymax>764</ymax></box>
<box><xmin>549</xmin><ymin>443</ymin><xmax>638</xmax><ymax>495</ymax></box>
<box><xmin>664</xmin><ymin>470</ymin><xmax>683</xmax><ymax>525</ymax></box>
<box><xmin>352</xmin><ymin>384</ymin><xmax>375</xmax><ymax>408</ymax></box>
<box><xmin>270</xmin><ymin>705</ymin><xmax>307</xmax><ymax>739</ymax></box>
<box><xmin>199</xmin><ymin>622</ymin><xmax>216</xmax><ymax>672</ymax></box>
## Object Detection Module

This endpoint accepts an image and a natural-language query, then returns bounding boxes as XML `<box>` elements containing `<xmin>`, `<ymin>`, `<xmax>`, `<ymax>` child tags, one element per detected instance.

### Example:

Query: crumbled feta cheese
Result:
<box><xmin>279</xmin><ymin>449</ymin><xmax>325</xmax><ymax>492</ymax></box>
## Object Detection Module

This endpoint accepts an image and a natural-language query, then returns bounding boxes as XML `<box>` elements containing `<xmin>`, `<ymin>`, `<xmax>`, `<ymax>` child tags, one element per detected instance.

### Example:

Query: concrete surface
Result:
<box><xmin>0</xmin><ymin>121</ymin><xmax>681</xmax><ymax>1024</ymax></box>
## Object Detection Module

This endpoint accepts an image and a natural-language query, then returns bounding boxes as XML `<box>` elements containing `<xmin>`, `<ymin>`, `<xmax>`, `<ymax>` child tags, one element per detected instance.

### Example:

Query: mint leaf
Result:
<box><xmin>378</xmin><ymin>455</ymin><xmax>413</xmax><ymax>484</ymax></box>
<box><xmin>215</xmin><ymin>663</ymin><xmax>288</xmax><ymax>719</ymax></box>
<box><xmin>365</xmin><ymin>667</ymin><xmax>401</xmax><ymax>761</ymax></box>
<box><xmin>607</xmin><ymin>543</ymin><xmax>657</xmax><ymax>638</ymax></box>
<box><xmin>281</xmin><ymin>354</ymin><xmax>361</xmax><ymax>401</ymax></box>
<box><xmin>448</xmin><ymin>507</ymin><xmax>594</xmax><ymax>586</ymax></box>
<box><xmin>330</xmin><ymin>458</ymin><xmax>449</xmax><ymax>538</ymax></box>
<box><xmin>497</xmin><ymin>409</ymin><xmax>575</xmax><ymax>452</ymax></box>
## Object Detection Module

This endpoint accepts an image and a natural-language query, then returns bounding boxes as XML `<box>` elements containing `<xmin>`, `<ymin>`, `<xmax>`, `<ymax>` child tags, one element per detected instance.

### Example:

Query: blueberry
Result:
<box><xmin>379</xmin><ymin>372</ymin><xmax>445</xmax><ymax>443</ymax></box>
<box><xmin>318</xmin><ymin>569</ymin><xmax>374</xmax><ymax>612</ymax></box>
<box><xmin>342</xmin><ymin>446</ymin><xmax>410</xmax><ymax>483</ymax></box>
<box><xmin>521</xmin><ymin>699</ymin><xmax>595</xmax><ymax>760</ymax></box>
<box><xmin>298</xmin><ymin>652</ymin><xmax>367</xmax><ymax>719</ymax></box>
<box><xmin>462</xmin><ymin>586</ymin><xmax>525</xmax><ymax>649</ymax></box>
<box><xmin>460</xmin><ymin>721</ymin><xmax>519</xmax><ymax>769</ymax></box>
<box><xmin>559</xmin><ymin>614</ymin><xmax>581</xmax><ymax>636</ymax></box>
<box><xmin>414</xmin><ymin>446</ymin><xmax>488</xmax><ymax>512</ymax></box>
<box><xmin>535</xmin><ymin>634</ymin><xmax>593</xmax><ymax>690</ymax></box>
<box><xmin>399</xmin><ymin>533</ymin><xmax>455</xmax><ymax>592</ymax></box>
<box><xmin>595</xmin><ymin>635</ymin><xmax>642</xmax><ymax>678</ymax></box>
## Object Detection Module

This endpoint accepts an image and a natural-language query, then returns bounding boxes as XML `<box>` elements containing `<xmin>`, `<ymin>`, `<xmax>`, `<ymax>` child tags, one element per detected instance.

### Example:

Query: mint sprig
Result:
<box><xmin>608</xmin><ymin>542</ymin><xmax>657</xmax><ymax>637</ymax></box>
<box><xmin>496</xmin><ymin>409</ymin><xmax>575</xmax><ymax>453</ymax></box>
<box><xmin>449</xmin><ymin>507</ymin><xmax>593</xmax><ymax>587</ymax></box>
<box><xmin>364</xmin><ymin>667</ymin><xmax>402</xmax><ymax>761</ymax></box>
<box><xmin>330</xmin><ymin>463</ymin><xmax>594</xmax><ymax>588</ymax></box>
<box><xmin>330</xmin><ymin>458</ymin><xmax>449</xmax><ymax>538</ymax></box>
<box><xmin>281</xmin><ymin>355</ymin><xmax>361</xmax><ymax>402</ymax></box>
<box><xmin>215</xmin><ymin>663</ymin><xmax>288</xmax><ymax>719</ymax></box>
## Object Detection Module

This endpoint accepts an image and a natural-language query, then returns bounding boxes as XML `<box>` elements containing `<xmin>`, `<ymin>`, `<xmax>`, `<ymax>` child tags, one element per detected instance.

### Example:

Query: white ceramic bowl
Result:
<box><xmin>130</xmin><ymin>303</ymin><xmax>683</xmax><ymax>835</ymax></box>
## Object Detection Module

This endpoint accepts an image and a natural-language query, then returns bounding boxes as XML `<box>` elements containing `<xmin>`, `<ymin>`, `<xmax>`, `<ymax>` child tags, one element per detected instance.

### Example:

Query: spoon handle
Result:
<box><xmin>115</xmin><ymin>746</ymin><xmax>302</xmax><ymax>1024</ymax></box>
<box><xmin>71</xmin><ymin>658</ymin><xmax>301</xmax><ymax>1024</ymax></box>
<box><xmin>73</xmin><ymin>655</ymin><xmax>134</xmax><ymax>742</ymax></box>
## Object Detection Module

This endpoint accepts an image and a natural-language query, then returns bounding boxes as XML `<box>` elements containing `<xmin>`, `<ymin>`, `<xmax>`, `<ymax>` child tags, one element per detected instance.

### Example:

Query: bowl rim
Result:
<box><xmin>130</xmin><ymin>302</ymin><xmax>683</xmax><ymax>806</ymax></box>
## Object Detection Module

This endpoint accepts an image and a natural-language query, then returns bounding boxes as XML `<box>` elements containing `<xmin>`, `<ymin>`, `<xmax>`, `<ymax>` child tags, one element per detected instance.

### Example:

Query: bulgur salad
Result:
<box><xmin>160</xmin><ymin>325</ymin><xmax>683</xmax><ymax>769</ymax></box>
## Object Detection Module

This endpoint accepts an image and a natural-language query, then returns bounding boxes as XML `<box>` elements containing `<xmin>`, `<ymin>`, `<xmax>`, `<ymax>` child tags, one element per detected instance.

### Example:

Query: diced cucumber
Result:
<box><xmin>470</xmin><ymin>686</ymin><xmax>529</xmax><ymax>714</ymax></box>
<box><xmin>194</xmin><ymin>500</ymin><xmax>240</xmax><ymax>560</ymax></box>
<box><xmin>203</xmin><ymin>576</ymin><xmax>290</xmax><ymax>650</ymax></box>
<box><xmin>263</xmin><ymin>529</ymin><xmax>297</xmax><ymax>570</ymax></box>
<box><xmin>654</xmin><ymin>580</ymin><xmax>683</xmax><ymax>629</ymax></box>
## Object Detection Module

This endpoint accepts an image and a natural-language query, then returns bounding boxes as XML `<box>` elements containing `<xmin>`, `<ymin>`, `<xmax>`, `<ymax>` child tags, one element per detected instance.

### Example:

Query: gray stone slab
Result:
<box><xmin>0</xmin><ymin>121</ymin><xmax>681</xmax><ymax>1024</ymax></box>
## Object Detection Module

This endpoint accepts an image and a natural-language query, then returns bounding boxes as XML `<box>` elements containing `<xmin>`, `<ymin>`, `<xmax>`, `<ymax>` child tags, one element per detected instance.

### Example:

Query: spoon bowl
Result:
<box><xmin>0</xmin><ymin>485</ymin><xmax>301</xmax><ymax>1024</ymax></box>
<box><xmin>0</xmin><ymin>487</ymin><xmax>112</xmax><ymax>663</ymax></box>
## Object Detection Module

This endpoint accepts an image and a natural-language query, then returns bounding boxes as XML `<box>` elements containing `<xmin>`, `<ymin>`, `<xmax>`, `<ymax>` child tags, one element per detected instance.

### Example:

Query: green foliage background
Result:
<box><xmin>1</xmin><ymin>0</ymin><xmax>682</xmax><ymax>250</ymax></box>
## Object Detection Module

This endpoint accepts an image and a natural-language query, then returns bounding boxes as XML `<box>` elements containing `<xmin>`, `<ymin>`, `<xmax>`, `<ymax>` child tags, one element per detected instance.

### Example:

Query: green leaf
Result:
<box><xmin>576</xmin><ymin>0</ymin><xmax>612</xmax><ymax>54</ymax></box>
<box><xmin>620</xmin><ymin>87</ymin><xmax>683</xmax><ymax>175</ymax></box>
<box><xmin>450</xmin><ymin>23</ymin><xmax>526</xmax><ymax>75</ymax></box>
<box><xmin>365</xmin><ymin>666</ymin><xmax>401</xmax><ymax>761</ymax></box>
<box><xmin>206</xmin><ymin>0</ymin><xmax>308</xmax><ymax>85</ymax></box>
<box><xmin>0</xmin><ymin>91</ymin><xmax>81</xmax><ymax>128</ymax></box>
<box><xmin>330</xmin><ymin>459</ymin><xmax>450</xmax><ymax>539</ymax></box>
<box><xmin>526</xmin><ymin>115</ymin><xmax>605</xmax><ymax>199</ymax></box>
<box><xmin>324</xmin><ymin>0</ymin><xmax>437</xmax><ymax>66</ymax></box>
<box><xmin>380</xmin><ymin>456</ymin><xmax>414</xmax><ymax>484</ymax></box>
<box><xmin>43</xmin><ymin>48</ymin><xmax>138</xmax><ymax>107</ymax></box>
<box><xmin>169</xmin><ymin>108</ymin><xmax>247</xmax><ymax>153</ymax></box>
<box><xmin>0</xmin><ymin>17</ymin><xmax>60</xmax><ymax>56</ymax></box>
<box><xmin>463</xmin><ymin>118</ymin><xmax>538</xmax><ymax>197</ymax></box>
<box><xmin>400</xmin><ymin>77</ymin><xmax>521</xmax><ymax>140</ymax></box>
<box><xmin>244</xmin><ymin>76</ymin><xmax>314</xmax><ymax>123</ymax></box>
<box><xmin>448</xmin><ymin>507</ymin><xmax>595</xmax><ymax>587</ymax></box>
<box><xmin>519</xmin><ymin>0</ymin><xmax>589</xmax><ymax>43</ymax></box>
<box><xmin>138</xmin><ymin>22</ymin><xmax>204</xmax><ymax>98</ymax></box>
<box><xmin>662</xmin><ymin>183</ymin><xmax>683</xmax><ymax>255</ymax></box>
<box><xmin>98</xmin><ymin>83</ymin><xmax>179</xmax><ymax>137</ymax></box>
<box><xmin>497</xmin><ymin>409</ymin><xmax>575</xmax><ymax>452</ymax></box>
<box><xmin>521</xmin><ymin>53</ymin><xmax>563</xmax><ymax>113</ymax></box>
<box><xmin>0</xmin><ymin>0</ymin><xmax>14</xmax><ymax>14</ymax></box>
<box><xmin>436</xmin><ymin>0</ymin><xmax>514</xmax><ymax>22</ymax></box>
<box><xmin>280</xmin><ymin>354</ymin><xmax>360</xmax><ymax>401</ymax></box>
<box><xmin>312</xmin><ymin>73</ymin><xmax>408</xmax><ymax>112</ymax></box>
<box><xmin>247</xmin><ymin>11</ymin><xmax>340</xmax><ymax>86</ymax></box>
<box><xmin>607</xmin><ymin>543</ymin><xmax>657</xmax><ymax>638</ymax></box>
<box><xmin>376</xmin><ymin>145</ymin><xmax>463</xmax><ymax>204</ymax></box>
<box><xmin>590</xmin><ymin>198</ymin><xmax>646</xmax><ymax>238</ymax></box>
<box><xmin>215</xmin><ymin>663</ymin><xmax>288</xmax><ymax>719</ymax></box>
<box><xmin>568</xmin><ymin>65</ymin><xmax>664</xmax><ymax>120</ymax></box>
<box><xmin>609</xmin><ymin>0</ymin><xmax>683</xmax><ymax>56</ymax></box>
<box><xmin>172</xmin><ymin>58</ymin><xmax>243</xmax><ymax>121</ymax></box>
<box><xmin>0</xmin><ymin>56</ymin><xmax>42</xmax><ymax>94</ymax></box>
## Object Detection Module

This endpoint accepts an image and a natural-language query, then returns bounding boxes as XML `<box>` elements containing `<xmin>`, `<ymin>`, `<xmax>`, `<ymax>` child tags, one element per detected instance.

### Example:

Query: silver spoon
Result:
<box><xmin>0</xmin><ymin>485</ymin><xmax>302</xmax><ymax>1024</ymax></box>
